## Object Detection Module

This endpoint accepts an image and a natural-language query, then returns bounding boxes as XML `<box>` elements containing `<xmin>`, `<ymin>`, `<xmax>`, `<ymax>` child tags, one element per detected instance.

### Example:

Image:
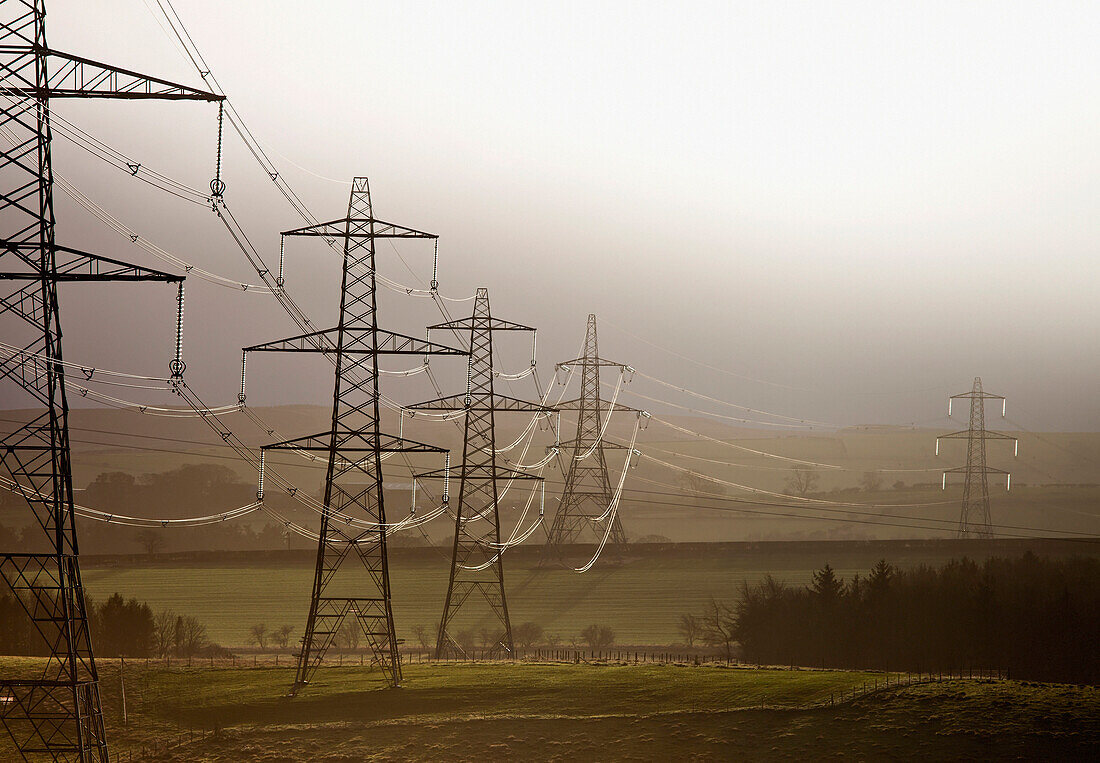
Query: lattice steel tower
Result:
<box><xmin>545</xmin><ymin>314</ymin><xmax>638</xmax><ymax>557</ymax></box>
<box><xmin>0</xmin><ymin>3</ymin><xmax>220</xmax><ymax>759</ymax></box>
<box><xmin>937</xmin><ymin>377</ymin><xmax>1017</xmax><ymax>539</ymax></box>
<box><xmin>245</xmin><ymin>178</ymin><xmax>463</xmax><ymax>693</ymax></box>
<box><xmin>407</xmin><ymin>288</ymin><xmax>552</xmax><ymax>658</ymax></box>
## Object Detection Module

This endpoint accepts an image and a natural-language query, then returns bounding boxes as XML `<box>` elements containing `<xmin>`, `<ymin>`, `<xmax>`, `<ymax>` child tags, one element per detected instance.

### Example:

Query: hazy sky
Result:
<box><xmin>12</xmin><ymin>1</ymin><xmax>1099</xmax><ymax>430</ymax></box>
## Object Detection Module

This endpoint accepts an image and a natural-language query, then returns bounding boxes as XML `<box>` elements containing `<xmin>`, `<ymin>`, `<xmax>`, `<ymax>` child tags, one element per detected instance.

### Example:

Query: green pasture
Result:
<box><xmin>82</xmin><ymin>553</ymin><xmax>809</xmax><ymax>647</ymax></box>
<box><xmin>2</xmin><ymin>658</ymin><xmax>1096</xmax><ymax>761</ymax></box>
<box><xmin>78</xmin><ymin>538</ymin><xmax>1092</xmax><ymax>648</ymax></box>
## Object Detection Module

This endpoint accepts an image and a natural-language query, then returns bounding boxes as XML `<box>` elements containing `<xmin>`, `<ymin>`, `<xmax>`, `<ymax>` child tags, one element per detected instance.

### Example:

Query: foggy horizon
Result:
<box><xmin>5</xmin><ymin>0</ymin><xmax>1098</xmax><ymax>433</ymax></box>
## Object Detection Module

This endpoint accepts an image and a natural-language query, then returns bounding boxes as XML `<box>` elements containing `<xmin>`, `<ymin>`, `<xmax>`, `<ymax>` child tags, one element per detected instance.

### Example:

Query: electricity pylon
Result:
<box><xmin>244</xmin><ymin>178</ymin><xmax>464</xmax><ymax>693</ymax></box>
<box><xmin>407</xmin><ymin>288</ymin><xmax>553</xmax><ymax>658</ymax></box>
<box><xmin>544</xmin><ymin>314</ymin><xmax>639</xmax><ymax>559</ymax></box>
<box><xmin>936</xmin><ymin>377</ymin><xmax>1018</xmax><ymax>539</ymax></box>
<box><xmin>0</xmin><ymin>3</ymin><xmax>221</xmax><ymax>759</ymax></box>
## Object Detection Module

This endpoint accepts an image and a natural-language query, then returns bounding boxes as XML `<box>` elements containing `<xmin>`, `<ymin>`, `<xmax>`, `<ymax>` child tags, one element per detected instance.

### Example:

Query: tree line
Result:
<box><xmin>685</xmin><ymin>553</ymin><xmax>1099</xmax><ymax>683</ymax></box>
<box><xmin>1</xmin><ymin>464</ymin><xmax>317</xmax><ymax>555</ymax></box>
<box><xmin>0</xmin><ymin>591</ymin><xmax>222</xmax><ymax>659</ymax></box>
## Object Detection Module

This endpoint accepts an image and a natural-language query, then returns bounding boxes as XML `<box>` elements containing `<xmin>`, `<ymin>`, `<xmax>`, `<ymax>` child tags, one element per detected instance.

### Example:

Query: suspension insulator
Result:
<box><xmin>170</xmin><ymin>283</ymin><xmax>186</xmax><ymax>379</ymax></box>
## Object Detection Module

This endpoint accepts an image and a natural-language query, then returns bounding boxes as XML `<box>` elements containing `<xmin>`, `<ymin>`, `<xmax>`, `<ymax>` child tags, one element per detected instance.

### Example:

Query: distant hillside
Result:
<box><xmin>2</xmin><ymin>405</ymin><xmax>1098</xmax><ymax>545</ymax></box>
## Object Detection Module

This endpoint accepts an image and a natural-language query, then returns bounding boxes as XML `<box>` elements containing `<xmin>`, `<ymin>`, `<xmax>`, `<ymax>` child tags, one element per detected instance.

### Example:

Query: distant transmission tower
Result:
<box><xmin>936</xmin><ymin>377</ymin><xmax>1018</xmax><ymax>539</ymax></box>
<box><xmin>0</xmin><ymin>2</ymin><xmax>221</xmax><ymax>759</ymax></box>
<box><xmin>407</xmin><ymin>288</ymin><xmax>552</xmax><ymax>658</ymax></box>
<box><xmin>544</xmin><ymin>314</ymin><xmax>639</xmax><ymax>559</ymax></box>
<box><xmin>245</xmin><ymin>178</ymin><xmax>463</xmax><ymax>693</ymax></box>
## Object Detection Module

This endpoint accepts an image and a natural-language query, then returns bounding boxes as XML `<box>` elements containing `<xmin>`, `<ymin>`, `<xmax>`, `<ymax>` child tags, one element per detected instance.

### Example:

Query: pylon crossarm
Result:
<box><xmin>950</xmin><ymin>392</ymin><xmax>1006</xmax><ymax>400</ymax></box>
<box><xmin>556</xmin><ymin>436</ymin><xmax>630</xmax><ymax>451</ymax></box>
<box><xmin>245</xmin><ymin>327</ymin><xmax>464</xmax><ymax>355</ymax></box>
<box><xmin>262</xmin><ymin>431</ymin><xmax>448</xmax><ymax>454</ymax></box>
<box><xmin>556</xmin><ymin>357</ymin><xmax>631</xmax><ymax>370</ymax></box>
<box><xmin>281</xmin><ymin>217</ymin><xmax>436</xmax><ymax>239</ymax></box>
<box><xmin>414</xmin><ymin>466</ymin><xmax>543</xmax><ymax>482</ymax></box>
<box><xmin>0</xmin><ymin>243</ymin><xmax>182</xmax><ymax>281</ymax></box>
<box><xmin>407</xmin><ymin>393</ymin><xmax>555</xmax><ymax>413</ymax></box>
<box><xmin>428</xmin><ymin>316</ymin><xmax>535</xmax><ymax>333</ymax></box>
<box><xmin>0</xmin><ymin>47</ymin><xmax>223</xmax><ymax>100</ymax></box>
<box><xmin>553</xmin><ymin>397</ymin><xmax>641</xmax><ymax>414</ymax></box>
<box><xmin>944</xmin><ymin>465</ymin><xmax>1009</xmax><ymax>476</ymax></box>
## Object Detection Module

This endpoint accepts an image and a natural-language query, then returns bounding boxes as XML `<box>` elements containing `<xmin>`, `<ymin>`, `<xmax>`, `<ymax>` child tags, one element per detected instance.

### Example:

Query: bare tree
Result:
<box><xmin>134</xmin><ymin>529</ymin><xmax>166</xmax><ymax>555</ymax></box>
<box><xmin>860</xmin><ymin>471</ymin><xmax>883</xmax><ymax>492</ymax></box>
<box><xmin>175</xmin><ymin>615</ymin><xmax>207</xmax><ymax>658</ymax></box>
<box><xmin>411</xmin><ymin>624</ymin><xmax>431</xmax><ymax>650</ymax></box>
<box><xmin>454</xmin><ymin>628</ymin><xmax>476</xmax><ymax>655</ymax></box>
<box><xmin>248</xmin><ymin>623</ymin><xmax>268</xmax><ymax>651</ymax></box>
<box><xmin>478</xmin><ymin>627</ymin><xmax>497</xmax><ymax>649</ymax></box>
<box><xmin>701</xmin><ymin>598</ymin><xmax>737</xmax><ymax>661</ymax></box>
<box><xmin>581</xmin><ymin>624</ymin><xmax>615</xmax><ymax>649</ymax></box>
<box><xmin>678</xmin><ymin>613</ymin><xmax>702</xmax><ymax>647</ymax></box>
<box><xmin>678</xmin><ymin>472</ymin><xmax>728</xmax><ymax>506</ymax></box>
<box><xmin>153</xmin><ymin>609</ymin><xmax>176</xmax><ymax>658</ymax></box>
<box><xmin>785</xmin><ymin>468</ymin><xmax>819</xmax><ymax>497</ymax></box>
<box><xmin>513</xmin><ymin>622</ymin><xmax>544</xmax><ymax>649</ymax></box>
<box><xmin>337</xmin><ymin>620</ymin><xmax>361</xmax><ymax>650</ymax></box>
<box><xmin>273</xmin><ymin>625</ymin><xmax>294</xmax><ymax>649</ymax></box>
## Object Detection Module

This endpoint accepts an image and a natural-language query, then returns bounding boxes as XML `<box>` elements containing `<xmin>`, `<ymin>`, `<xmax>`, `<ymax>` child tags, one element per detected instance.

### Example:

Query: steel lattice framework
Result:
<box><xmin>937</xmin><ymin>377</ymin><xmax>1017</xmax><ymax>539</ymax></box>
<box><xmin>0</xmin><ymin>3</ymin><xmax>221</xmax><ymax>759</ymax></box>
<box><xmin>544</xmin><ymin>314</ymin><xmax>637</xmax><ymax>558</ymax></box>
<box><xmin>407</xmin><ymin>288</ymin><xmax>552</xmax><ymax>658</ymax></box>
<box><xmin>245</xmin><ymin>178</ymin><xmax>463</xmax><ymax>693</ymax></box>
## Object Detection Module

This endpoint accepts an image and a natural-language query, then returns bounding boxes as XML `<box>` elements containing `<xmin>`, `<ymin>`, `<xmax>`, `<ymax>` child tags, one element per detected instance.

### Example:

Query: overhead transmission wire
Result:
<box><xmin>15</xmin><ymin>417</ymin><xmax>1093</xmax><ymax>541</ymax></box>
<box><xmin>454</xmin><ymin>366</ymin><xmax>582</xmax><ymax>570</ymax></box>
<box><xmin>64</xmin><ymin>4</ymin><xmax>997</xmax><ymax>555</ymax></box>
<box><xmin>422</xmin><ymin>355</ymin><xmax>578</xmax><ymax>565</ymax></box>
<box><xmin>439</xmin><ymin>361</ymin><xmax>570</xmax><ymax>527</ymax></box>
<box><xmin>23</xmin><ymin>10</ymin><xmax>480</xmax><ymax>433</ymax></box>
<box><xmin>572</xmin><ymin>417</ymin><xmax>642</xmax><ymax>573</ymax></box>
<box><xmin>573</xmin><ymin>369</ymin><xmax>625</xmax><ymax>460</ymax></box>
<box><xmin>634</xmin><ymin>447</ymin><xmax>954</xmax><ymax>509</ymax></box>
<box><xmin>0</xmin><ymin>94</ymin><xmax>276</xmax><ymax>293</ymax></box>
<box><xmin>147</xmin><ymin>0</ymin><xmax>474</xmax><ymax>304</ymax></box>
<box><xmin>649</xmin><ymin>415</ymin><xmax>846</xmax><ymax>469</ymax></box>
<box><xmin>600</xmin><ymin>317</ymin><xmax>817</xmax><ymax>393</ymax></box>
<box><xmin>629</xmin><ymin>368</ymin><xmax>839</xmax><ymax>428</ymax></box>
<box><xmin>633</xmin><ymin>438</ymin><xmax>940</xmax><ymax>475</ymax></box>
<box><xmin>23</xmin><ymin>16</ymin><xmax>979</xmax><ymax>548</ymax></box>
<box><xmin>0</xmin><ymin>473</ymin><xmax>261</xmax><ymax>528</ymax></box>
<box><xmin>612</xmin><ymin>381</ymin><xmax>817</xmax><ymax>430</ymax></box>
<box><xmin>601</xmin><ymin>317</ymin><xmax>951</xmax><ymax>399</ymax></box>
<box><xmin>0</xmin><ymin>346</ymin><xmax>242</xmax><ymax>417</ymax></box>
<box><xmin>624</xmin><ymin>475</ymin><xmax>1098</xmax><ymax>543</ymax></box>
<box><xmin>2</xmin><ymin>13</ymin><xmax>512</xmax><ymax>545</ymax></box>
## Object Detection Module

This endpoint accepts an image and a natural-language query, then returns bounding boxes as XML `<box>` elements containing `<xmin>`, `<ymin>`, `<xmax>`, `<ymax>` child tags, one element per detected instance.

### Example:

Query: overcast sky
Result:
<box><xmin>13</xmin><ymin>1</ymin><xmax>1099</xmax><ymax>430</ymax></box>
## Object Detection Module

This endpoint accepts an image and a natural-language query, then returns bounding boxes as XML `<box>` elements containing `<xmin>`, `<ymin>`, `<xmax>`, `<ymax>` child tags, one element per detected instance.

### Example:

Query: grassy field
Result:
<box><xmin>80</xmin><ymin>539</ymin><xmax>1093</xmax><ymax>648</ymax></box>
<box><xmin>3</xmin><ymin>658</ymin><xmax>1096</xmax><ymax>760</ymax></box>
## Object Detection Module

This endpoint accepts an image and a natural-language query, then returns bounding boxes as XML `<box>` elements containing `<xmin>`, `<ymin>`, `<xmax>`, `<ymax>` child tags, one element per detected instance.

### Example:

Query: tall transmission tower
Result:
<box><xmin>0</xmin><ymin>3</ymin><xmax>221</xmax><ymax>759</ymax></box>
<box><xmin>407</xmin><ymin>288</ymin><xmax>552</xmax><ymax>658</ymax></box>
<box><xmin>936</xmin><ymin>377</ymin><xmax>1018</xmax><ymax>539</ymax></box>
<box><xmin>544</xmin><ymin>314</ymin><xmax>639</xmax><ymax>559</ymax></box>
<box><xmin>244</xmin><ymin>178</ymin><xmax>464</xmax><ymax>693</ymax></box>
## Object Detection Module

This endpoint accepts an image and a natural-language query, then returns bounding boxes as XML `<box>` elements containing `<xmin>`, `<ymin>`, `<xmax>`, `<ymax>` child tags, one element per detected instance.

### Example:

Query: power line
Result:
<box><xmin>20</xmin><ymin>419</ymin><xmax>1096</xmax><ymax>541</ymax></box>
